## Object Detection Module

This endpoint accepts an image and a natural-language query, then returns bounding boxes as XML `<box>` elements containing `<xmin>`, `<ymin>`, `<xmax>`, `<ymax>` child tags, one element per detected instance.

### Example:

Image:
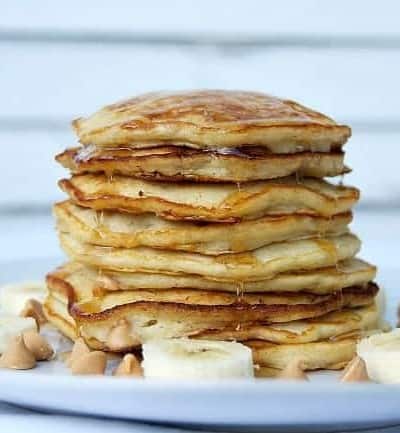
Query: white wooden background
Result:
<box><xmin>0</xmin><ymin>0</ymin><xmax>399</xmax><ymax>264</ymax></box>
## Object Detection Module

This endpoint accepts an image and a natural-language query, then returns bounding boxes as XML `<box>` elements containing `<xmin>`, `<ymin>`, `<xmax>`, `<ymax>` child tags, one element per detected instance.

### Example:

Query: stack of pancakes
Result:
<box><xmin>45</xmin><ymin>90</ymin><xmax>380</xmax><ymax>376</ymax></box>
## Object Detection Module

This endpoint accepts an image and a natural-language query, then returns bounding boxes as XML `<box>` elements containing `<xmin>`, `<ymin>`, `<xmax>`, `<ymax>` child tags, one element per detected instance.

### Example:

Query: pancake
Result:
<box><xmin>250</xmin><ymin>338</ymin><xmax>359</xmax><ymax>374</ymax></box>
<box><xmin>46</xmin><ymin>267</ymin><xmax>378</xmax><ymax>343</ymax></box>
<box><xmin>43</xmin><ymin>289</ymin><xmax>365</xmax><ymax>371</ymax></box>
<box><xmin>56</xmin><ymin>146</ymin><xmax>349</xmax><ymax>182</ymax></box>
<box><xmin>55</xmin><ymin>201</ymin><xmax>351</xmax><ymax>255</ymax></box>
<box><xmin>47</xmin><ymin>266</ymin><xmax>377</xmax><ymax>307</ymax></box>
<box><xmin>44</xmin><ymin>286</ymin><xmax>377</xmax><ymax>351</ymax></box>
<box><xmin>198</xmin><ymin>304</ymin><xmax>378</xmax><ymax>344</ymax></box>
<box><xmin>72</xmin><ymin>90</ymin><xmax>350</xmax><ymax>152</ymax></box>
<box><xmin>48</xmin><ymin>259</ymin><xmax>377</xmax><ymax>295</ymax></box>
<box><xmin>59</xmin><ymin>175</ymin><xmax>359</xmax><ymax>221</ymax></box>
<box><xmin>59</xmin><ymin>233</ymin><xmax>360</xmax><ymax>282</ymax></box>
<box><xmin>44</xmin><ymin>270</ymin><xmax>378</xmax><ymax>350</ymax></box>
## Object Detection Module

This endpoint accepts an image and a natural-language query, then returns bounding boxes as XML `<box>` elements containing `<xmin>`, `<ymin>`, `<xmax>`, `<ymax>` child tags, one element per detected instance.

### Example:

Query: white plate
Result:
<box><xmin>0</xmin><ymin>257</ymin><xmax>399</xmax><ymax>432</ymax></box>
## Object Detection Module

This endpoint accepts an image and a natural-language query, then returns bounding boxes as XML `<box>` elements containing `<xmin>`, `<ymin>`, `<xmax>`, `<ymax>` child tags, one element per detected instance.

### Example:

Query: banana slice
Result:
<box><xmin>357</xmin><ymin>329</ymin><xmax>400</xmax><ymax>383</ymax></box>
<box><xmin>0</xmin><ymin>315</ymin><xmax>37</xmax><ymax>353</ymax></box>
<box><xmin>142</xmin><ymin>338</ymin><xmax>254</xmax><ymax>380</ymax></box>
<box><xmin>0</xmin><ymin>281</ymin><xmax>46</xmax><ymax>315</ymax></box>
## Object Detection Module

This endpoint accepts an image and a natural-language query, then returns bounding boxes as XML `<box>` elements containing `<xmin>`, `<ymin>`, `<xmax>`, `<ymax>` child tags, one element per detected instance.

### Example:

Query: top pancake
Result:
<box><xmin>72</xmin><ymin>90</ymin><xmax>351</xmax><ymax>152</ymax></box>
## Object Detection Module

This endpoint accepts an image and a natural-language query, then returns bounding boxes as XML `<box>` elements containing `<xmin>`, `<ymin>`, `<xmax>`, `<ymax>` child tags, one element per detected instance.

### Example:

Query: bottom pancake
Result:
<box><xmin>44</xmin><ymin>266</ymin><xmax>378</xmax><ymax>351</ymax></box>
<box><xmin>43</xmin><ymin>292</ymin><xmax>374</xmax><ymax>374</ymax></box>
<box><xmin>43</xmin><ymin>292</ymin><xmax>377</xmax><ymax>348</ymax></box>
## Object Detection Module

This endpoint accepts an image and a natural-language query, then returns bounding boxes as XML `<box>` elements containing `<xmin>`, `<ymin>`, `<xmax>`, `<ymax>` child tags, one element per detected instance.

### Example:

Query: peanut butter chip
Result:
<box><xmin>71</xmin><ymin>351</ymin><xmax>107</xmax><ymax>375</ymax></box>
<box><xmin>20</xmin><ymin>299</ymin><xmax>47</xmax><ymax>327</ymax></box>
<box><xmin>66</xmin><ymin>338</ymin><xmax>90</xmax><ymax>367</ymax></box>
<box><xmin>340</xmin><ymin>356</ymin><xmax>370</xmax><ymax>382</ymax></box>
<box><xmin>106</xmin><ymin>320</ymin><xmax>139</xmax><ymax>351</ymax></box>
<box><xmin>23</xmin><ymin>330</ymin><xmax>54</xmax><ymax>361</ymax></box>
<box><xmin>0</xmin><ymin>335</ymin><xmax>36</xmax><ymax>370</ymax></box>
<box><xmin>113</xmin><ymin>354</ymin><xmax>143</xmax><ymax>377</ymax></box>
<box><xmin>276</xmin><ymin>359</ymin><xmax>309</xmax><ymax>381</ymax></box>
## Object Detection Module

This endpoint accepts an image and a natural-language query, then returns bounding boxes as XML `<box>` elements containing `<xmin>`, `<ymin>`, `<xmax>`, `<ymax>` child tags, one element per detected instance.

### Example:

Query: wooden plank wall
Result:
<box><xmin>1</xmin><ymin>0</ymin><xmax>399</xmax><ymax>210</ymax></box>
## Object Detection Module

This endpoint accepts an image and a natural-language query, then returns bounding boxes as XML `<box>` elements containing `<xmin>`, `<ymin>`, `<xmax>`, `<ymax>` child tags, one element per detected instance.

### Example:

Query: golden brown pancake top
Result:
<box><xmin>72</xmin><ymin>90</ymin><xmax>351</xmax><ymax>150</ymax></box>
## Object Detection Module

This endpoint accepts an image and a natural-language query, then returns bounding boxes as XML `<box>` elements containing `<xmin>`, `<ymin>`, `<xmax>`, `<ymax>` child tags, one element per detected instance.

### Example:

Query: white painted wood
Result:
<box><xmin>0</xmin><ymin>213</ymin><xmax>60</xmax><ymax>262</ymax></box>
<box><xmin>194</xmin><ymin>48</ymin><xmax>400</xmax><ymax>123</ymax></box>
<box><xmin>345</xmin><ymin>131</ymin><xmax>400</xmax><ymax>207</ymax></box>
<box><xmin>0</xmin><ymin>130</ymin><xmax>67</xmax><ymax>206</ymax></box>
<box><xmin>0</xmin><ymin>43</ymin><xmax>198</xmax><ymax>119</ymax></box>
<box><xmin>2</xmin><ymin>0</ymin><xmax>400</xmax><ymax>37</ymax></box>
<box><xmin>0</xmin><ymin>0</ymin><xmax>398</xmax><ymax>210</ymax></box>
<box><xmin>1</xmin><ymin>43</ymin><xmax>399</xmax><ymax>121</ymax></box>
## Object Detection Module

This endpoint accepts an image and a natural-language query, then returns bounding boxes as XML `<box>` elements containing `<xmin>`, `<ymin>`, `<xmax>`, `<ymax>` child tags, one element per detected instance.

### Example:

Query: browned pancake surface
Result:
<box><xmin>72</xmin><ymin>90</ymin><xmax>350</xmax><ymax>151</ymax></box>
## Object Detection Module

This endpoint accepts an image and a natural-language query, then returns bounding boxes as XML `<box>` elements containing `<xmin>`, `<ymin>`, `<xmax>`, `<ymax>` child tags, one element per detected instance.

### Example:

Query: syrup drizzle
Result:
<box><xmin>315</xmin><ymin>238</ymin><xmax>338</xmax><ymax>268</ymax></box>
<box><xmin>236</xmin><ymin>281</ymin><xmax>245</xmax><ymax>301</ymax></box>
<box><xmin>93</xmin><ymin>210</ymin><xmax>105</xmax><ymax>238</ymax></box>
